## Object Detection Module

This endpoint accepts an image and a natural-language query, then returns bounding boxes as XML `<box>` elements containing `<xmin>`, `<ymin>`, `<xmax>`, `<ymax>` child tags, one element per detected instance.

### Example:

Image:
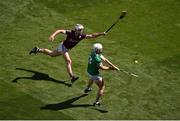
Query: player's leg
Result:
<box><xmin>29</xmin><ymin>47</ymin><xmax>61</xmax><ymax>57</ymax></box>
<box><xmin>62</xmin><ymin>52</ymin><xmax>79</xmax><ymax>82</ymax></box>
<box><xmin>94</xmin><ymin>78</ymin><xmax>105</xmax><ymax>106</ymax></box>
<box><xmin>39</xmin><ymin>48</ymin><xmax>62</xmax><ymax>57</ymax></box>
<box><xmin>84</xmin><ymin>79</ymin><xmax>93</xmax><ymax>93</ymax></box>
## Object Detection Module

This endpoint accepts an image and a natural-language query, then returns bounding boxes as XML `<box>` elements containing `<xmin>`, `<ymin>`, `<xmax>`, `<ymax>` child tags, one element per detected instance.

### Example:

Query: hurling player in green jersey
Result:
<box><xmin>84</xmin><ymin>43</ymin><xmax>119</xmax><ymax>106</ymax></box>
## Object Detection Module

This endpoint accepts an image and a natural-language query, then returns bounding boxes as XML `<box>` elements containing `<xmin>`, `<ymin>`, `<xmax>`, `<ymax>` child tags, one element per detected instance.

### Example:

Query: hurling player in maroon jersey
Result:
<box><xmin>29</xmin><ymin>24</ymin><xmax>106</xmax><ymax>82</ymax></box>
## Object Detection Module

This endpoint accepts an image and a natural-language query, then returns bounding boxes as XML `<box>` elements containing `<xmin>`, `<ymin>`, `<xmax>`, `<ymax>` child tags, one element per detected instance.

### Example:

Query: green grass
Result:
<box><xmin>0</xmin><ymin>0</ymin><xmax>180</xmax><ymax>119</ymax></box>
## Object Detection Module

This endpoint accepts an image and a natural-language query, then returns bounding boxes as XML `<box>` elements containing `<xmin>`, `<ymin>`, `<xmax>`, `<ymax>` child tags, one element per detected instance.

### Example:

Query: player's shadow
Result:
<box><xmin>40</xmin><ymin>94</ymin><xmax>108</xmax><ymax>113</ymax></box>
<box><xmin>12</xmin><ymin>68</ymin><xmax>72</xmax><ymax>87</ymax></box>
<box><xmin>40</xmin><ymin>94</ymin><xmax>92</xmax><ymax>110</ymax></box>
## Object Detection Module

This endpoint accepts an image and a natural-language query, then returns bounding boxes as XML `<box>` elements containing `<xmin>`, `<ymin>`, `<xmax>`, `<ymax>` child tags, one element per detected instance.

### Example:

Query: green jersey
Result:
<box><xmin>87</xmin><ymin>51</ymin><xmax>102</xmax><ymax>75</ymax></box>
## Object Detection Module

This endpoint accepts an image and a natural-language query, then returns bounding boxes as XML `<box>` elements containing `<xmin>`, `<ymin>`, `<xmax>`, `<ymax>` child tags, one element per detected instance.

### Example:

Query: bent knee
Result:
<box><xmin>99</xmin><ymin>86</ymin><xmax>105</xmax><ymax>95</ymax></box>
<box><xmin>66</xmin><ymin>59</ymin><xmax>72</xmax><ymax>64</ymax></box>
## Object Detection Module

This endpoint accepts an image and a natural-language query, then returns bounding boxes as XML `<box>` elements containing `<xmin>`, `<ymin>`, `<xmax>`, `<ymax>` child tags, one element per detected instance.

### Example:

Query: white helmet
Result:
<box><xmin>93</xmin><ymin>43</ymin><xmax>103</xmax><ymax>53</ymax></box>
<box><xmin>75</xmin><ymin>24</ymin><xmax>84</xmax><ymax>30</ymax></box>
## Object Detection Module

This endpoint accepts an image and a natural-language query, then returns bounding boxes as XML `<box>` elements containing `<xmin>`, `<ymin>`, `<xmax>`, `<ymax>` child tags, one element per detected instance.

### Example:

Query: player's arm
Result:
<box><xmin>48</xmin><ymin>29</ymin><xmax>67</xmax><ymax>41</ymax></box>
<box><xmin>99</xmin><ymin>63</ymin><xmax>115</xmax><ymax>70</ymax></box>
<box><xmin>100</xmin><ymin>55</ymin><xmax>120</xmax><ymax>71</ymax></box>
<box><xmin>99</xmin><ymin>63</ymin><xmax>110</xmax><ymax>70</ymax></box>
<box><xmin>85</xmin><ymin>32</ymin><xmax>106</xmax><ymax>39</ymax></box>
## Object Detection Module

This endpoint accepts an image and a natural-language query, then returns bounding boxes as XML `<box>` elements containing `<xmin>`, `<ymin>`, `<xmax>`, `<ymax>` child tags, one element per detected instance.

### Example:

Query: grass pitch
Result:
<box><xmin>0</xmin><ymin>0</ymin><xmax>180</xmax><ymax>119</ymax></box>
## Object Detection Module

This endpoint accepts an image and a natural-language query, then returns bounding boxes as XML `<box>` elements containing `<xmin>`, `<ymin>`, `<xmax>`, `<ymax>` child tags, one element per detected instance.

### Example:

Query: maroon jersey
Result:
<box><xmin>63</xmin><ymin>30</ymin><xmax>86</xmax><ymax>49</ymax></box>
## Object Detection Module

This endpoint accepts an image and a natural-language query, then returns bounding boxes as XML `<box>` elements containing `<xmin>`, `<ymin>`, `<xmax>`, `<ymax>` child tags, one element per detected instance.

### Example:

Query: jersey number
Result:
<box><xmin>88</xmin><ymin>56</ymin><xmax>92</xmax><ymax>64</ymax></box>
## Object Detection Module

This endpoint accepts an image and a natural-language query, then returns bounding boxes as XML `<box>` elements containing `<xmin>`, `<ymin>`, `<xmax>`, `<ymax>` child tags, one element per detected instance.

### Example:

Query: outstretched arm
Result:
<box><xmin>48</xmin><ymin>29</ymin><xmax>67</xmax><ymax>41</ymax></box>
<box><xmin>100</xmin><ymin>55</ymin><xmax>120</xmax><ymax>71</ymax></box>
<box><xmin>85</xmin><ymin>32</ymin><xmax>106</xmax><ymax>39</ymax></box>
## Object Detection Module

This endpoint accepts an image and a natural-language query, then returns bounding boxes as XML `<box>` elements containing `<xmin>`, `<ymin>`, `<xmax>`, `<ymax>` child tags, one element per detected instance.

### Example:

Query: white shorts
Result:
<box><xmin>88</xmin><ymin>73</ymin><xmax>102</xmax><ymax>82</ymax></box>
<box><xmin>57</xmin><ymin>43</ymin><xmax>68</xmax><ymax>53</ymax></box>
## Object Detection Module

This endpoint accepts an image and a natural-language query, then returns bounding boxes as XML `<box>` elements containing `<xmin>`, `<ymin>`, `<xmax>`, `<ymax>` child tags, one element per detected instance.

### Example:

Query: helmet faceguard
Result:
<box><xmin>93</xmin><ymin>43</ymin><xmax>103</xmax><ymax>54</ymax></box>
<box><xmin>74</xmin><ymin>24</ymin><xmax>84</xmax><ymax>35</ymax></box>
